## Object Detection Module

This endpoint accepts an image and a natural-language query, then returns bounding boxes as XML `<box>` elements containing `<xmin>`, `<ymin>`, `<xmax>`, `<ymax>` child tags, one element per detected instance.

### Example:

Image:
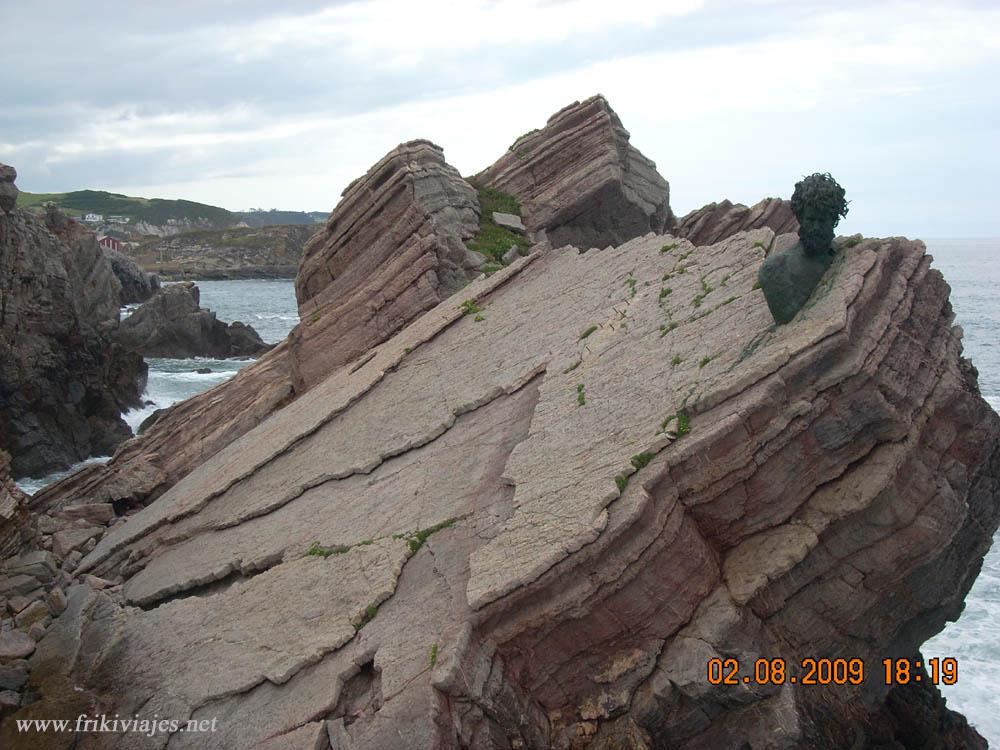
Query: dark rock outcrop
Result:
<box><xmin>115</xmin><ymin>282</ymin><xmax>270</xmax><ymax>358</ymax></box>
<box><xmin>5</xmin><ymin>229</ymin><xmax>996</xmax><ymax>749</ymax></box>
<box><xmin>0</xmin><ymin>165</ymin><xmax>17</xmax><ymax>214</ymax></box>
<box><xmin>0</xmin><ymin>179</ymin><xmax>146</xmax><ymax>479</ymax></box>
<box><xmin>476</xmin><ymin>95</ymin><xmax>672</xmax><ymax>249</ymax></box>
<box><xmin>103</xmin><ymin>249</ymin><xmax>158</xmax><ymax>305</ymax></box>
<box><xmin>675</xmin><ymin>196</ymin><xmax>798</xmax><ymax>246</ymax></box>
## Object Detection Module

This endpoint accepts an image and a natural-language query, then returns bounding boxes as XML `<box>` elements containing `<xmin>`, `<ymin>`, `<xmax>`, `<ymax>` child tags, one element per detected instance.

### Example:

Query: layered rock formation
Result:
<box><xmin>4</xmin><ymin>223</ymin><xmax>997</xmax><ymax>748</ymax></box>
<box><xmin>293</xmin><ymin>139</ymin><xmax>484</xmax><ymax>388</ymax></box>
<box><xmin>115</xmin><ymin>282</ymin><xmax>270</xmax><ymax>358</ymax></box>
<box><xmin>28</xmin><ymin>139</ymin><xmax>488</xmax><ymax>509</ymax></box>
<box><xmin>132</xmin><ymin>224</ymin><xmax>316</xmax><ymax>280</ymax></box>
<box><xmin>0</xmin><ymin>451</ymin><xmax>28</xmax><ymax>559</ymax></box>
<box><xmin>675</xmin><ymin>197</ymin><xmax>798</xmax><ymax>247</ymax></box>
<box><xmin>476</xmin><ymin>95</ymin><xmax>672</xmax><ymax>249</ymax></box>
<box><xmin>104</xmin><ymin>249</ymin><xmax>158</xmax><ymax>305</ymax></box>
<box><xmin>0</xmin><ymin>170</ymin><xmax>146</xmax><ymax>478</ymax></box>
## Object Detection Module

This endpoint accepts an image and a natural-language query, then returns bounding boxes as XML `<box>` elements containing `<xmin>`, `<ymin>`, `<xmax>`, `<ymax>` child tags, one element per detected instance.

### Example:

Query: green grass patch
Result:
<box><xmin>625</xmin><ymin>275</ymin><xmax>637</xmax><ymax>297</ymax></box>
<box><xmin>660</xmin><ymin>242</ymin><xmax>678</xmax><ymax>254</ymax></box>
<box><xmin>356</xmin><ymin>604</ymin><xmax>379</xmax><ymax>630</ymax></box>
<box><xmin>660</xmin><ymin>322</ymin><xmax>677</xmax><ymax>337</ymax></box>
<box><xmin>465</xmin><ymin>184</ymin><xmax>529</xmax><ymax>263</ymax></box>
<box><xmin>631</xmin><ymin>452</ymin><xmax>654</xmax><ymax>470</ymax></box>
<box><xmin>459</xmin><ymin>299</ymin><xmax>482</xmax><ymax>316</ymax></box>
<box><xmin>580</xmin><ymin>325</ymin><xmax>598</xmax><ymax>340</ymax></box>
<box><xmin>659</xmin><ymin>412</ymin><xmax>692</xmax><ymax>436</ymax></box>
<box><xmin>752</xmin><ymin>240</ymin><xmax>766</xmax><ymax>249</ymax></box>
<box><xmin>482</xmin><ymin>263</ymin><xmax>502</xmax><ymax>275</ymax></box>
<box><xmin>615</xmin><ymin>474</ymin><xmax>629</xmax><ymax>492</ymax></box>
<box><xmin>844</xmin><ymin>236</ymin><xmax>863</xmax><ymax>248</ymax></box>
<box><xmin>429</xmin><ymin>643</ymin><xmax>439</xmax><ymax>667</ymax></box>
<box><xmin>659</xmin><ymin>287</ymin><xmax>673</xmax><ymax>302</ymax></box>
<box><xmin>671</xmin><ymin>354</ymin><xmax>682</xmax><ymax>366</ymax></box>
<box><xmin>474</xmin><ymin>314</ymin><xmax>485</xmax><ymax>322</ymax></box>
<box><xmin>402</xmin><ymin>518</ymin><xmax>458</xmax><ymax>555</ymax></box>
<box><xmin>576</xmin><ymin>383</ymin><xmax>586</xmax><ymax>406</ymax></box>
<box><xmin>752</xmin><ymin>280</ymin><xmax>762</xmax><ymax>290</ymax></box>
<box><xmin>692</xmin><ymin>276</ymin><xmax>714</xmax><ymax>308</ymax></box>
<box><xmin>699</xmin><ymin>356</ymin><xmax>712</xmax><ymax>368</ymax></box>
<box><xmin>562</xmin><ymin>360</ymin><xmax>581</xmax><ymax>374</ymax></box>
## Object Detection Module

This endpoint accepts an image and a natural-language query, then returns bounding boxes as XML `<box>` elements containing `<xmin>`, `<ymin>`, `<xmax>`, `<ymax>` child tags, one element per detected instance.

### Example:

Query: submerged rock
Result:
<box><xmin>115</xmin><ymin>282</ymin><xmax>270</xmax><ymax>358</ymax></box>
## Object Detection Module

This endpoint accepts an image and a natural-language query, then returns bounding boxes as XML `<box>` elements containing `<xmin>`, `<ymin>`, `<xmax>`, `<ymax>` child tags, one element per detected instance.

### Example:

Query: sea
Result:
<box><xmin>12</xmin><ymin>240</ymin><xmax>1000</xmax><ymax>743</ymax></box>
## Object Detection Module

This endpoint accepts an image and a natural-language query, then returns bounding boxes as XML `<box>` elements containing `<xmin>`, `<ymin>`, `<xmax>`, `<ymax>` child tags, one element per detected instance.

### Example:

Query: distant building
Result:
<box><xmin>84</xmin><ymin>213</ymin><xmax>103</xmax><ymax>223</ymax></box>
<box><xmin>97</xmin><ymin>236</ymin><xmax>124</xmax><ymax>252</ymax></box>
<box><xmin>107</xmin><ymin>215</ymin><xmax>130</xmax><ymax>224</ymax></box>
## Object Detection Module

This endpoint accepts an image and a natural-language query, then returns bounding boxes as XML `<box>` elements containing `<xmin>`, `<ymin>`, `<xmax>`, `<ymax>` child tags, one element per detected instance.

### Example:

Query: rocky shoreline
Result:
<box><xmin>0</xmin><ymin>97</ymin><xmax>996</xmax><ymax>749</ymax></box>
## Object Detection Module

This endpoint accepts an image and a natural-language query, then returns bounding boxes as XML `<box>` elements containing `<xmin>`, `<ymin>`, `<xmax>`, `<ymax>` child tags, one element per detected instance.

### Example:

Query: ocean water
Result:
<box><xmin>10</xmin><ymin>244</ymin><xmax>1000</xmax><ymax>740</ymax></box>
<box><xmin>922</xmin><ymin>238</ymin><xmax>1000</xmax><ymax>744</ymax></box>
<box><xmin>15</xmin><ymin>279</ymin><xmax>299</xmax><ymax>495</ymax></box>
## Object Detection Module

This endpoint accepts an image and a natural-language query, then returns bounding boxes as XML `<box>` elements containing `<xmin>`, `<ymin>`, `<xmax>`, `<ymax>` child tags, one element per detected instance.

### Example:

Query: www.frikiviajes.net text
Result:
<box><xmin>14</xmin><ymin>715</ymin><xmax>218</xmax><ymax>739</ymax></box>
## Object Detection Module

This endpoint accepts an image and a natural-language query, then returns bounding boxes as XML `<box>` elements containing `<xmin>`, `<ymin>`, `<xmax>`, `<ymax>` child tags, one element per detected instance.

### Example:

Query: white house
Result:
<box><xmin>83</xmin><ymin>213</ymin><xmax>103</xmax><ymax>223</ymax></box>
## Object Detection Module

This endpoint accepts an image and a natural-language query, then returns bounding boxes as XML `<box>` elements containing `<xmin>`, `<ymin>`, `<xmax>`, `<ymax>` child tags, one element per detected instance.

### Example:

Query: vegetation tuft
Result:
<box><xmin>615</xmin><ymin>474</ymin><xmax>629</xmax><ymax>492</ymax></box>
<box><xmin>459</xmin><ymin>299</ymin><xmax>482</xmax><ymax>316</ymax></box>
<box><xmin>631</xmin><ymin>452</ymin><xmax>653</xmax><ymax>470</ymax></box>
<box><xmin>580</xmin><ymin>325</ymin><xmax>598</xmax><ymax>340</ymax></box>
<box><xmin>466</xmin><ymin>184</ymin><xmax>529</xmax><ymax>263</ymax></box>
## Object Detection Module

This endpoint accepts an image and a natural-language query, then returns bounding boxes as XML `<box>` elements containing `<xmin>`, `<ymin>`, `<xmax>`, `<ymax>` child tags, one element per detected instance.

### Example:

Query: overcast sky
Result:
<box><xmin>3</xmin><ymin>0</ymin><xmax>998</xmax><ymax>236</ymax></box>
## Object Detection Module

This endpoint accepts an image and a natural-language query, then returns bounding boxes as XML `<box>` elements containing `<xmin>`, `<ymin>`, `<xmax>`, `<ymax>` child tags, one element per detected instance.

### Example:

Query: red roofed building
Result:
<box><xmin>98</xmin><ymin>236</ymin><xmax>124</xmax><ymax>252</ymax></box>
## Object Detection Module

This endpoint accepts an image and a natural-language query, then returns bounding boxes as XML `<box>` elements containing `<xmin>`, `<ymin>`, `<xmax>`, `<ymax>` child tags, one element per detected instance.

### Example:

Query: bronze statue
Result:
<box><xmin>757</xmin><ymin>173</ymin><xmax>849</xmax><ymax>324</ymax></box>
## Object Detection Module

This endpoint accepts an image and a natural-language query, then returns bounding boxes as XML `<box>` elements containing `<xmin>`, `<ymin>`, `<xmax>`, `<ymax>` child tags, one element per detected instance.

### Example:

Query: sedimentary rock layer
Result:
<box><xmin>476</xmin><ymin>95</ymin><xmax>672</xmax><ymax>249</ymax></box>
<box><xmin>675</xmin><ymin>197</ymin><xmax>798</xmax><ymax>247</ymax></box>
<box><xmin>34</xmin><ymin>139</ymin><xmax>494</xmax><ymax>506</ymax></box>
<box><xmin>0</xmin><ymin>187</ymin><xmax>146</xmax><ymax>478</ymax></box>
<box><xmin>292</xmin><ymin>139</ymin><xmax>484</xmax><ymax>390</ymax></box>
<box><xmin>7</xmin><ymin>226</ymin><xmax>996</xmax><ymax>748</ymax></box>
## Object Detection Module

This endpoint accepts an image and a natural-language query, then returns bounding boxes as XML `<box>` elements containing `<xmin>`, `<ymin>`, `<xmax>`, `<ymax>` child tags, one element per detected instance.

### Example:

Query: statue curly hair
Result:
<box><xmin>790</xmin><ymin>173</ymin><xmax>849</xmax><ymax>255</ymax></box>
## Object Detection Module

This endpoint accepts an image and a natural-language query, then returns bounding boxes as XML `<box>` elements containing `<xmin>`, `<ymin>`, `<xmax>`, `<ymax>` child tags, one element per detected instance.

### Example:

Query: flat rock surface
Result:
<box><xmin>8</xmin><ymin>226</ymin><xmax>998</xmax><ymax>749</ymax></box>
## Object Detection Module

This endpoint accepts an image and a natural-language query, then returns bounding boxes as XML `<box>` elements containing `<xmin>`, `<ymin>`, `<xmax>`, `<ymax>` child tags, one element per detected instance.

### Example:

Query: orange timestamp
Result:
<box><xmin>707</xmin><ymin>657</ymin><xmax>959</xmax><ymax>687</ymax></box>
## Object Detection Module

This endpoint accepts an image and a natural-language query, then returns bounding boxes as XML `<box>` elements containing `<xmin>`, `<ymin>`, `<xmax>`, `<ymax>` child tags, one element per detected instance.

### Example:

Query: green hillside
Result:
<box><xmin>18</xmin><ymin>189</ymin><xmax>327</xmax><ymax>228</ymax></box>
<box><xmin>18</xmin><ymin>189</ymin><xmax>235</xmax><ymax>226</ymax></box>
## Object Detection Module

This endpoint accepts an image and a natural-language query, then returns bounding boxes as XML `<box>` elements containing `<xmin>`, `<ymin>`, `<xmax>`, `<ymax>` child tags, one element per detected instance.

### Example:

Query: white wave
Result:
<box><xmin>14</xmin><ymin>455</ymin><xmax>111</xmax><ymax>497</ymax></box>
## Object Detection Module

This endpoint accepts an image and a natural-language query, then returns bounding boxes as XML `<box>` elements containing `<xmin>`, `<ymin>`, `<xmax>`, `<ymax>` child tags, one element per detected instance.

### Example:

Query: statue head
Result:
<box><xmin>790</xmin><ymin>173</ymin><xmax>848</xmax><ymax>256</ymax></box>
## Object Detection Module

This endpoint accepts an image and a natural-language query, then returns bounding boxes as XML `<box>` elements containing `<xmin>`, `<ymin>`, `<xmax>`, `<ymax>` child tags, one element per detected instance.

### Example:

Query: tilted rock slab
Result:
<box><xmin>293</xmin><ymin>139</ymin><xmax>484</xmax><ymax>391</ymax></box>
<box><xmin>675</xmin><ymin>197</ymin><xmax>798</xmax><ymax>247</ymax></box>
<box><xmin>32</xmin><ymin>140</ymin><xmax>488</xmax><ymax>512</ymax></box>
<box><xmin>7</xmin><ymin>227</ymin><xmax>998</xmax><ymax>748</ymax></box>
<box><xmin>476</xmin><ymin>95</ymin><xmax>673</xmax><ymax>250</ymax></box>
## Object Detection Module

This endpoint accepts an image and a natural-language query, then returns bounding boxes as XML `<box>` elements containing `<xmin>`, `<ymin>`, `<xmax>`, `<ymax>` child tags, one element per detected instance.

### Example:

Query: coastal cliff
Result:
<box><xmin>0</xmin><ymin>167</ymin><xmax>146</xmax><ymax>479</ymax></box>
<box><xmin>2</xmin><ymin>100</ymin><xmax>997</xmax><ymax>749</ymax></box>
<box><xmin>132</xmin><ymin>224</ymin><xmax>316</xmax><ymax>280</ymax></box>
